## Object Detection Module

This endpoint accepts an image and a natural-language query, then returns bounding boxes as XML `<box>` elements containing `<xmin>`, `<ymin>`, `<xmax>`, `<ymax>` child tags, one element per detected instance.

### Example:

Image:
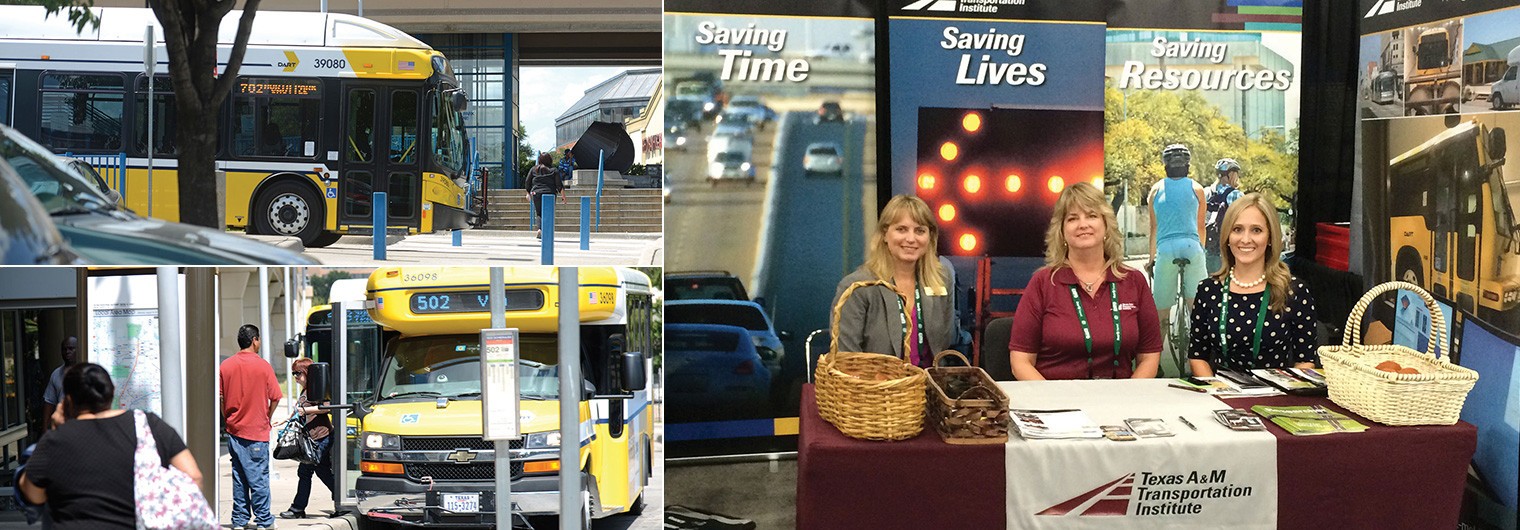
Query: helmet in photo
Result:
<box><xmin>1161</xmin><ymin>143</ymin><xmax>1191</xmax><ymax>168</ymax></box>
<box><xmin>1215</xmin><ymin>158</ymin><xmax>1241</xmax><ymax>175</ymax></box>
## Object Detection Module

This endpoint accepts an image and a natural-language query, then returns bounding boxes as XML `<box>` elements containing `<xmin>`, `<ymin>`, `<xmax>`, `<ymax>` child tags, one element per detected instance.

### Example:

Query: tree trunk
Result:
<box><xmin>175</xmin><ymin>98</ymin><xmax>219</xmax><ymax>227</ymax></box>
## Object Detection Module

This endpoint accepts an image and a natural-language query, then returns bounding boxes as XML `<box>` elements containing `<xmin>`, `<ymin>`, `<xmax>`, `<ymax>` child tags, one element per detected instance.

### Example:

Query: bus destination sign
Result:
<box><xmin>410</xmin><ymin>289</ymin><xmax>545</xmax><ymax>314</ymax></box>
<box><xmin>239</xmin><ymin>79</ymin><xmax>320</xmax><ymax>96</ymax></box>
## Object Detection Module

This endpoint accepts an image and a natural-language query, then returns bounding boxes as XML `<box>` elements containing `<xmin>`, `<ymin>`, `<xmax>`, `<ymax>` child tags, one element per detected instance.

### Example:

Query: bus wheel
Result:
<box><xmin>579</xmin><ymin>480</ymin><xmax>593</xmax><ymax>529</ymax></box>
<box><xmin>254</xmin><ymin>181</ymin><xmax>324</xmax><ymax>246</ymax></box>
<box><xmin>1397</xmin><ymin>251</ymin><xmax>1423</xmax><ymax>286</ymax></box>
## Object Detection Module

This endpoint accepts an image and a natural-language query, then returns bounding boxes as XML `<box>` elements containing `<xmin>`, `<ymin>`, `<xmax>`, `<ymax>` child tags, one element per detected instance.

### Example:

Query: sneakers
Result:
<box><xmin>242</xmin><ymin>523</ymin><xmax>278</xmax><ymax>530</ymax></box>
<box><xmin>280</xmin><ymin>508</ymin><xmax>307</xmax><ymax>519</ymax></box>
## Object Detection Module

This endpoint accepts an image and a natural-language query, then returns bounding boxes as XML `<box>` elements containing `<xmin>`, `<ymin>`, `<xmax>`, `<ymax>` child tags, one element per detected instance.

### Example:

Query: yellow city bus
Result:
<box><xmin>0</xmin><ymin>6</ymin><xmax>478</xmax><ymax>247</ymax></box>
<box><xmin>355</xmin><ymin>267</ymin><xmax>656</xmax><ymax>527</ymax></box>
<box><xmin>1388</xmin><ymin>120</ymin><xmax>1520</xmax><ymax>328</ymax></box>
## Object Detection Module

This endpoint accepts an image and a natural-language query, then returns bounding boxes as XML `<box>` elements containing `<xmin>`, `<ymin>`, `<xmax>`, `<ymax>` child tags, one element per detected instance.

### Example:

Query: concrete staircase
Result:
<box><xmin>483</xmin><ymin>188</ymin><xmax>663</xmax><ymax>232</ymax></box>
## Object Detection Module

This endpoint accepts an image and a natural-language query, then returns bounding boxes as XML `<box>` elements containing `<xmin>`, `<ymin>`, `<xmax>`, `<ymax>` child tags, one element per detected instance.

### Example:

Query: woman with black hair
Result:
<box><xmin>527</xmin><ymin>151</ymin><xmax>567</xmax><ymax>239</ymax></box>
<box><xmin>18</xmin><ymin>363</ymin><xmax>204</xmax><ymax>529</ymax></box>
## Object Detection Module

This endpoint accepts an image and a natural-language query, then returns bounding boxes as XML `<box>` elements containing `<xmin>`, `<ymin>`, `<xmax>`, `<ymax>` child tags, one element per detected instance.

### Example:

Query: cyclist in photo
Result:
<box><xmin>1187</xmin><ymin>193</ymin><xmax>1318</xmax><ymax>376</ymax></box>
<box><xmin>1204</xmin><ymin>158</ymin><xmax>1245</xmax><ymax>273</ymax></box>
<box><xmin>1008</xmin><ymin>182</ymin><xmax>1161</xmax><ymax>380</ymax></box>
<box><xmin>1148</xmin><ymin>143</ymin><xmax>1207</xmax><ymax>378</ymax></box>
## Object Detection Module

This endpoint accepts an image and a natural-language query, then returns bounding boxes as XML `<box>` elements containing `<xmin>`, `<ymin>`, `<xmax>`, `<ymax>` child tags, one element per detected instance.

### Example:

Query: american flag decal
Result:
<box><xmin>399</xmin><ymin>61</ymin><xmax>415</xmax><ymax>71</ymax></box>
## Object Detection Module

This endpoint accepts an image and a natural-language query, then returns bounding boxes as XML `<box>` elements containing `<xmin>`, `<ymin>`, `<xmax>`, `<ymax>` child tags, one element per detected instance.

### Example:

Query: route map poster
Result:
<box><xmin>88</xmin><ymin>275</ymin><xmax>175</xmax><ymax>415</ymax></box>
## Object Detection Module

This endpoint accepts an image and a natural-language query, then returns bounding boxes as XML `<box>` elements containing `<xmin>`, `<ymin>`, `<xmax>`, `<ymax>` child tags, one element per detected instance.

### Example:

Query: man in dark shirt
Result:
<box><xmin>221</xmin><ymin>324</ymin><xmax>283</xmax><ymax>530</ymax></box>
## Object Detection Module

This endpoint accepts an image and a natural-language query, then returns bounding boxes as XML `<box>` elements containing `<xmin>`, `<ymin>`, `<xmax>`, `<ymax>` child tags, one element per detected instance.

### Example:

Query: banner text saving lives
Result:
<box><xmin>1118</xmin><ymin>36</ymin><xmax>1293</xmax><ymax>91</ymax></box>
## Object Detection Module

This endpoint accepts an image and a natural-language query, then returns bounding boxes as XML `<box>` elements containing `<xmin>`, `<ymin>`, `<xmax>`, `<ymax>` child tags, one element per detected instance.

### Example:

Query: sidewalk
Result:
<box><xmin>218</xmin><ymin>396</ymin><xmax>354</xmax><ymax>530</ymax></box>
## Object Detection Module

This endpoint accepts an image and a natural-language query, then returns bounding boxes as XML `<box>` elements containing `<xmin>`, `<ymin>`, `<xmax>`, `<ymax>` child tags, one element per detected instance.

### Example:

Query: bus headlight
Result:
<box><xmin>363</xmin><ymin>432</ymin><xmax>401</xmax><ymax>450</ymax></box>
<box><xmin>526</xmin><ymin>431</ymin><xmax>561</xmax><ymax>449</ymax></box>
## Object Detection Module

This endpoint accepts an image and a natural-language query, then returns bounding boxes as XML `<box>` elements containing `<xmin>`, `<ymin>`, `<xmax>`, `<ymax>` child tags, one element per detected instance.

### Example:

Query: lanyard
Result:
<box><xmin>1219</xmin><ymin>281</ymin><xmax>1270</xmax><ymax>370</ymax></box>
<box><xmin>893</xmin><ymin>278</ymin><xmax>926</xmax><ymax>366</ymax></box>
<box><xmin>1068</xmin><ymin>283</ymin><xmax>1121</xmax><ymax>379</ymax></box>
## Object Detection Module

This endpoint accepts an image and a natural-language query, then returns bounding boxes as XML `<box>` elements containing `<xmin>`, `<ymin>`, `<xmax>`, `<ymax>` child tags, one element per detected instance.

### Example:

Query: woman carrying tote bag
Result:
<box><xmin>17</xmin><ymin>363</ymin><xmax>214</xmax><ymax>530</ymax></box>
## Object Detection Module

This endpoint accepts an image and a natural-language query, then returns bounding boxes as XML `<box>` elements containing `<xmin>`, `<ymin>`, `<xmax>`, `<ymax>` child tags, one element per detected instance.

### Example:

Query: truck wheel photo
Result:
<box><xmin>1495</xmin><ymin>93</ymin><xmax>1507</xmax><ymax>111</ymax></box>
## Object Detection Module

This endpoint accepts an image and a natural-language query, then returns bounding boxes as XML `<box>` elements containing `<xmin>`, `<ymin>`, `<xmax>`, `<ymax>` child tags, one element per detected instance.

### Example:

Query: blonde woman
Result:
<box><xmin>1009</xmin><ymin>182</ymin><xmax>1162</xmax><ymax>380</ymax></box>
<box><xmin>1188</xmin><ymin>193</ymin><xmax>1317</xmax><ymax>376</ymax></box>
<box><xmin>832</xmin><ymin>194</ymin><xmax>956</xmax><ymax>367</ymax></box>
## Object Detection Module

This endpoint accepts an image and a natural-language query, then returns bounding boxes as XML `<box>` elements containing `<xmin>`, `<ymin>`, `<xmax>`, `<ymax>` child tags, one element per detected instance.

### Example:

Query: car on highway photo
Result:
<box><xmin>666</xmin><ymin>270</ymin><xmax>751</xmax><ymax>301</ymax></box>
<box><xmin>665</xmin><ymin>323</ymin><xmax>773</xmax><ymax>421</ymax></box>
<box><xmin>719</xmin><ymin>95</ymin><xmax>777</xmax><ymax>129</ymax></box>
<box><xmin>707</xmin><ymin>150</ymin><xmax>756</xmax><ymax>185</ymax></box>
<box><xmin>816</xmin><ymin>101</ymin><xmax>845</xmax><ymax>123</ymax></box>
<box><xmin>665</xmin><ymin>299</ymin><xmax>786</xmax><ymax>378</ymax></box>
<box><xmin>803</xmin><ymin>142</ymin><xmax>843</xmax><ymax>176</ymax></box>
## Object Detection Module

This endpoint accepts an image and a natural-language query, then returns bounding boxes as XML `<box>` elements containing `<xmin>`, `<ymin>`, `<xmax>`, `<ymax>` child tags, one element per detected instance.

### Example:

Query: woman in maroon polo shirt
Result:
<box><xmin>1009</xmin><ymin>182</ymin><xmax>1162</xmax><ymax>380</ymax></box>
<box><xmin>1187</xmin><ymin>193</ymin><xmax>1317</xmax><ymax>376</ymax></box>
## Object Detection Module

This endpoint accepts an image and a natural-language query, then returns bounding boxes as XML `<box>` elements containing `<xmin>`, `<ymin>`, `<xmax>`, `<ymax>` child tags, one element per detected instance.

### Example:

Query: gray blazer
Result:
<box><xmin>831</xmin><ymin>266</ymin><xmax>956</xmax><ymax>362</ymax></box>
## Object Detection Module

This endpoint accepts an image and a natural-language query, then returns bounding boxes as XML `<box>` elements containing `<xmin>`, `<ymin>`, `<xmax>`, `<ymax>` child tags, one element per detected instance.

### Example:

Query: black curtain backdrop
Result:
<box><xmin>1294</xmin><ymin>0</ymin><xmax>1359</xmax><ymax>265</ymax></box>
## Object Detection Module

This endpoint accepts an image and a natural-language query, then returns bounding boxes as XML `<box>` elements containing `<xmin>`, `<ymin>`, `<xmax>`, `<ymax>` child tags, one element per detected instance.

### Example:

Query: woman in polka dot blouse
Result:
<box><xmin>1187</xmin><ymin>193</ymin><xmax>1317</xmax><ymax>376</ymax></box>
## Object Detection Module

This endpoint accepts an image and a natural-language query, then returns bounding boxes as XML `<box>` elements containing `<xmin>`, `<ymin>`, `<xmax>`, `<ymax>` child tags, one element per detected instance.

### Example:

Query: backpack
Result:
<box><xmin>1204</xmin><ymin>184</ymin><xmax>1236</xmax><ymax>251</ymax></box>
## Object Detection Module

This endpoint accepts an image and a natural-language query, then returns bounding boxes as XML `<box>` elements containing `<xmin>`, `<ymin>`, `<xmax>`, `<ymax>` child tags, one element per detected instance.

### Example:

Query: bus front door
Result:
<box><xmin>340</xmin><ymin>84</ymin><xmax>423</xmax><ymax>232</ymax></box>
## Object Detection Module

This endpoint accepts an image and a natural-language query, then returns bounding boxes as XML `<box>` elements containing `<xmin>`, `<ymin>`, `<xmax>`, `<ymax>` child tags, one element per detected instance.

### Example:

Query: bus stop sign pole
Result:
<box><xmin>558</xmin><ymin>268</ymin><xmax>582</xmax><ymax>530</ymax></box>
<box><xmin>483</xmin><ymin>268</ymin><xmax>519</xmax><ymax>530</ymax></box>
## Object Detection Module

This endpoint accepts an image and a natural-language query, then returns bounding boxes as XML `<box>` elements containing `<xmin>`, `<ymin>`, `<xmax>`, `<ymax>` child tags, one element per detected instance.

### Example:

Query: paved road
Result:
<box><xmin>664</xmin><ymin>119</ymin><xmax>772</xmax><ymax>284</ymax></box>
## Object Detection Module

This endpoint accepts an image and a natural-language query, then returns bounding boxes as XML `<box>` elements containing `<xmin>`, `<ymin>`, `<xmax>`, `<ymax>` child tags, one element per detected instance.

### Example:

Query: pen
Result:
<box><xmin>1168</xmin><ymin>383</ymin><xmax>1208</xmax><ymax>393</ymax></box>
<box><xmin>1178</xmin><ymin>416</ymin><xmax>1198</xmax><ymax>431</ymax></box>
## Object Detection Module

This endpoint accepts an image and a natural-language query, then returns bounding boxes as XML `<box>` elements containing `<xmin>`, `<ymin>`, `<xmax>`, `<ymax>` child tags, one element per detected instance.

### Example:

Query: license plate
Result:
<box><xmin>442</xmin><ymin>493</ymin><xmax>479</xmax><ymax>513</ymax></box>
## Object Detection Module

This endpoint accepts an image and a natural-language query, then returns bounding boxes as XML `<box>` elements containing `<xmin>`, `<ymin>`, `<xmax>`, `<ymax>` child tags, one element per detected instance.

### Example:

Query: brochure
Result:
<box><xmin>1123</xmin><ymin>418</ymin><xmax>1175</xmax><ymax>438</ymax></box>
<box><xmin>1249</xmin><ymin>404</ymin><xmax>1369</xmax><ymax>436</ymax></box>
<box><xmin>1291</xmin><ymin>367</ymin><xmax>1326</xmax><ymax>385</ymax></box>
<box><xmin>1173</xmin><ymin>375</ymin><xmax>1282</xmax><ymax>397</ymax></box>
<box><xmin>1009</xmin><ymin>409</ymin><xmax>1104</xmax><ymax>440</ymax></box>
<box><xmin>1101</xmin><ymin>425</ymin><xmax>1137</xmax><ymax>441</ymax></box>
<box><xmin>1250</xmin><ymin>368</ymin><xmax>1325</xmax><ymax>391</ymax></box>
<box><xmin>1213</xmin><ymin>409</ymin><xmax>1267</xmax><ymax>431</ymax></box>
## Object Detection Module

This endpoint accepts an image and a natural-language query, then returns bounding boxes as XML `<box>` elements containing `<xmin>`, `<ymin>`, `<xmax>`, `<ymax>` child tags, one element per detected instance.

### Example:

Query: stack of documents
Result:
<box><xmin>1009</xmin><ymin>409</ymin><xmax>1104</xmax><ymax>439</ymax></box>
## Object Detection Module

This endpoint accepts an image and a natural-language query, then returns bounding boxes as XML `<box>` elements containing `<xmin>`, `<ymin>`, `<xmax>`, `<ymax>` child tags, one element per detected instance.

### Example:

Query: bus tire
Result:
<box><xmin>579</xmin><ymin>477</ymin><xmax>594</xmax><ymax>529</ymax></box>
<box><xmin>253</xmin><ymin>180</ymin><xmax>324</xmax><ymax>247</ymax></box>
<box><xmin>1396</xmin><ymin>248</ymin><xmax>1423</xmax><ymax>287</ymax></box>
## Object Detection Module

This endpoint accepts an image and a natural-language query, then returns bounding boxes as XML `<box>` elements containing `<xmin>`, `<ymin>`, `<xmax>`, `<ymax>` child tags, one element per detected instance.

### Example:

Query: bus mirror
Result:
<box><xmin>452</xmin><ymin>91</ymin><xmax>469</xmax><ymax>112</ymax></box>
<box><xmin>284</xmin><ymin>336</ymin><xmax>302</xmax><ymax>358</ymax></box>
<box><xmin>583</xmin><ymin>379</ymin><xmax>596</xmax><ymax>401</ymax></box>
<box><xmin>306</xmin><ymin>362</ymin><xmax>330</xmax><ymax>403</ymax></box>
<box><xmin>1489</xmin><ymin>128</ymin><xmax>1506</xmax><ymax>161</ymax></box>
<box><xmin>620</xmin><ymin>351</ymin><xmax>647</xmax><ymax>392</ymax></box>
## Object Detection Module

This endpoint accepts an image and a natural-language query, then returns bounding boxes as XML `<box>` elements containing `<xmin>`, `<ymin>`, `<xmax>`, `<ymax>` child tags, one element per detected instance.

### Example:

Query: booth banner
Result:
<box><xmin>888</xmin><ymin>6</ymin><xmax>1106</xmax><ymax>259</ymax></box>
<box><xmin>662</xmin><ymin>1</ymin><xmax>878</xmax><ymax>458</ymax></box>
<box><xmin>1357</xmin><ymin>3</ymin><xmax>1520</xmax><ymax>342</ymax></box>
<box><xmin>1105</xmin><ymin>2</ymin><xmax>1304</xmax><ymax>262</ymax></box>
<box><xmin>1356</xmin><ymin>0</ymin><xmax>1520</xmax><ymax>521</ymax></box>
<box><xmin>1001</xmin><ymin>381</ymin><xmax>1277</xmax><ymax>530</ymax></box>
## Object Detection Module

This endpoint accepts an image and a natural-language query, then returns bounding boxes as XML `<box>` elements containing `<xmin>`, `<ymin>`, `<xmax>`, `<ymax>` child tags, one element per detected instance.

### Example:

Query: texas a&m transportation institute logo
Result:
<box><xmin>1037</xmin><ymin>471</ymin><xmax>1256</xmax><ymax>517</ymax></box>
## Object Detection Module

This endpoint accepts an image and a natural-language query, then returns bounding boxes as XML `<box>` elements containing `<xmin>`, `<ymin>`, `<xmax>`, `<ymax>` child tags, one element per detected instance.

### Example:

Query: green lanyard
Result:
<box><xmin>1219</xmin><ymin>280</ymin><xmax>1270</xmax><ymax>370</ymax></box>
<box><xmin>1068</xmin><ymin>283</ymin><xmax>1121</xmax><ymax>379</ymax></box>
<box><xmin>893</xmin><ymin>278</ymin><xmax>926</xmax><ymax>366</ymax></box>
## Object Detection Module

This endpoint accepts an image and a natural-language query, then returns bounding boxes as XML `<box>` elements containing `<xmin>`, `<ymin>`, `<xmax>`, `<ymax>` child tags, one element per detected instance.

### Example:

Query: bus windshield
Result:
<box><xmin>377</xmin><ymin>333</ymin><xmax>561</xmax><ymax>401</ymax></box>
<box><xmin>430</xmin><ymin>89</ymin><xmax>468</xmax><ymax>175</ymax></box>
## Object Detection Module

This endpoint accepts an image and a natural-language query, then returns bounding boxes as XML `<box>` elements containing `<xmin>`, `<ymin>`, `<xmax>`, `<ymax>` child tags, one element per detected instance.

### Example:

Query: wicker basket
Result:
<box><xmin>926</xmin><ymin>351</ymin><xmax>1010</xmax><ymax>444</ymax></box>
<box><xmin>814</xmin><ymin>280</ymin><xmax>928</xmax><ymax>441</ymax></box>
<box><xmin>1319</xmin><ymin>281</ymin><xmax>1479</xmax><ymax>426</ymax></box>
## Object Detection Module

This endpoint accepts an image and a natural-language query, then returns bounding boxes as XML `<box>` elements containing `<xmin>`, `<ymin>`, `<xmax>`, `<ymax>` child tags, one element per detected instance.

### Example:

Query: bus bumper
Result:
<box><xmin>358</xmin><ymin>475</ymin><xmax>563</xmax><ymax>526</ymax></box>
<box><xmin>434</xmin><ymin>202</ymin><xmax>472</xmax><ymax>231</ymax></box>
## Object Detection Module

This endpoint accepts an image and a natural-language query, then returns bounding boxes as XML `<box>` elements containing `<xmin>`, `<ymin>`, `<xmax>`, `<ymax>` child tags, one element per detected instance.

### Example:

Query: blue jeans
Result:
<box><xmin>289</xmin><ymin>436</ymin><xmax>335</xmax><ymax>511</ymax></box>
<box><xmin>228</xmin><ymin>435</ymin><xmax>275</xmax><ymax>528</ymax></box>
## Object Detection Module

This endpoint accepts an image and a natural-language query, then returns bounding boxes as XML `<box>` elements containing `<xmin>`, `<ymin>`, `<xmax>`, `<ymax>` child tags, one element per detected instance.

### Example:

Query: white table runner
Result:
<box><xmin>1000</xmin><ymin>379</ymin><xmax>1277</xmax><ymax>529</ymax></box>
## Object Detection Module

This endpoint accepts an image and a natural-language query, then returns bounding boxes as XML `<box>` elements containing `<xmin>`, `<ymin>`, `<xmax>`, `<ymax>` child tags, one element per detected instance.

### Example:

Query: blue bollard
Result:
<box><xmin>580</xmin><ymin>196</ymin><xmax>591</xmax><ymax>250</ymax></box>
<box><xmin>452</xmin><ymin>229</ymin><xmax>462</xmax><ymax>247</ymax></box>
<box><xmin>373</xmin><ymin>192</ymin><xmax>387</xmax><ymax>261</ymax></box>
<box><xmin>596</xmin><ymin>150</ymin><xmax>604</xmax><ymax>229</ymax></box>
<box><xmin>541</xmin><ymin>194</ymin><xmax>555</xmax><ymax>265</ymax></box>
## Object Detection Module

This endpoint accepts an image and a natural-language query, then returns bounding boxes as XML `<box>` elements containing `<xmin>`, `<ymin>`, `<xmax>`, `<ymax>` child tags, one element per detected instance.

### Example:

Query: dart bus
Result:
<box><xmin>355</xmin><ymin>267</ymin><xmax>656</xmax><ymax>527</ymax></box>
<box><xmin>0</xmin><ymin>6</ymin><xmax>479</xmax><ymax>247</ymax></box>
<box><xmin>1387</xmin><ymin>120</ymin><xmax>1520</xmax><ymax>329</ymax></box>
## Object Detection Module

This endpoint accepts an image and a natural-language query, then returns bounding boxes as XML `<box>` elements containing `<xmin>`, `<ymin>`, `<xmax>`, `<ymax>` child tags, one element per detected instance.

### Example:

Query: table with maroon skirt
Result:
<box><xmin>796</xmin><ymin>383</ymin><xmax>1476</xmax><ymax>529</ymax></box>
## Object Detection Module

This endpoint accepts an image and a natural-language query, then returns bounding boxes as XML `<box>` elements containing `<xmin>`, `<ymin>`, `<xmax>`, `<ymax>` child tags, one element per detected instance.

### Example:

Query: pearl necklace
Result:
<box><xmin>1231</xmin><ymin>269</ymin><xmax>1267</xmax><ymax>288</ymax></box>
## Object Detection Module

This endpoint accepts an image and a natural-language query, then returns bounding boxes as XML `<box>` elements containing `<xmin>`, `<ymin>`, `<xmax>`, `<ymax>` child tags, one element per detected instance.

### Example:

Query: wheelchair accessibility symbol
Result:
<box><xmin>326</xmin><ymin>187</ymin><xmax>337</xmax><ymax>199</ymax></box>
